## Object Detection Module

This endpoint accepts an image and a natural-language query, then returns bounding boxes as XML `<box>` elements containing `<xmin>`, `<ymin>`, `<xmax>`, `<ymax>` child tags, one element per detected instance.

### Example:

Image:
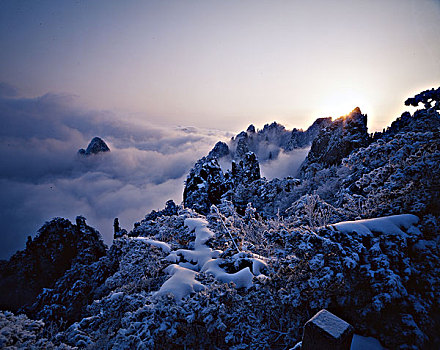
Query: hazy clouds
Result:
<box><xmin>0</xmin><ymin>82</ymin><xmax>312</xmax><ymax>259</ymax></box>
<box><xmin>0</xmin><ymin>85</ymin><xmax>231</xmax><ymax>258</ymax></box>
<box><xmin>260</xmin><ymin>148</ymin><xmax>310</xmax><ymax>180</ymax></box>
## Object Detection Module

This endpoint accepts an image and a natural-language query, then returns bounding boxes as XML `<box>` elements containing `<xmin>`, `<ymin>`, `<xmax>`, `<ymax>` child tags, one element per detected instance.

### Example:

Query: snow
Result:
<box><xmin>330</xmin><ymin>214</ymin><xmax>419</xmax><ymax>236</ymax></box>
<box><xmin>249</xmin><ymin>257</ymin><xmax>267</xmax><ymax>275</ymax></box>
<box><xmin>134</xmin><ymin>237</ymin><xmax>171</xmax><ymax>253</ymax></box>
<box><xmin>202</xmin><ymin>259</ymin><xmax>254</xmax><ymax>289</ymax></box>
<box><xmin>231</xmin><ymin>252</ymin><xmax>269</xmax><ymax>276</ymax></box>
<box><xmin>155</xmin><ymin>264</ymin><xmax>205</xmax><ymax>300</ymax></box>
<box><xmin>109</xmin><ymin>291</ymin><xmax>124</xmax><ymax>301</ymax></box>
<box><xmin>185</xmin><ymin>218</ymin><xmax>214</xmax><ymax>246</ymax></box>
<box><xmin>168</xmin><ymin>246</ymin><xmax>221</xmax><ymax>270</ymax></box>
<box><xmin>156</xmin><ymin>216</ymin><xmax>267</xmax><ymax>300</ymax></box>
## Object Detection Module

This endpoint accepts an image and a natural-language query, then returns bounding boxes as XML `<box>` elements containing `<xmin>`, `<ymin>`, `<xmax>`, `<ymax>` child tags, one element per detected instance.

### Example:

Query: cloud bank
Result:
<box><xmin>259</xmin><ymin>148</ymin><xmax>310</xmax><ymax>180</ymax></box>
<box><xmin>0</xmin><ymin>82</ymin><xmax>311</xmax><ymax>259</ymax></box>
<box><xmin>0</xmin><ymin>85</ymin><xmax>231</xmax><ymax>259</ymax></box>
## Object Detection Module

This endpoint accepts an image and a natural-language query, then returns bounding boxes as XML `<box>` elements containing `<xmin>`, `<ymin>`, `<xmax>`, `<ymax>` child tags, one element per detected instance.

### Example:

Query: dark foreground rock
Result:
<box><xmin>302</xmin><ymin>309</ymin><xmax>353</xmax><ymax>350</ymax></box>
<box><xmin>0</xmin><ymin>217</ymin><xmax>106</xmax><ymax>313</ymax></box>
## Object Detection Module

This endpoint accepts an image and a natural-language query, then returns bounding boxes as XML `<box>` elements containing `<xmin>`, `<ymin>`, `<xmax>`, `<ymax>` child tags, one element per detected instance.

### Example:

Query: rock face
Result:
<box><xmin>78</xmin><ymin>137</ymin><xmax>110</xmax><ymax>155</ymax></box>
<box><xmin>208</xmin><ymin>141</ymin><xmax>230</xmax><ymax>159</ymax></box>
<box><xmin>231</xmin><ymin>152</ymin><xmax>261</xmax><ymax>185</ymax></box>
<box><xmin>183</xmin><ymin>156</ymin><xmax>231</xmax><ymax>214</ymax></box>
<box><xmin>183</xmin><ymin>151</ymin><xmax>262</xmax><ymax>215</ymax></box>
<box><xmin>0</xmin><ymin>217</ymin><xmax>107</xmax><ymax>313</ymax></box>
<box><xmin>300</xmin><ymin>107</ymin><xmax>369</xmax><ymax>172</ymax></box>
<box><xmin>286</xmin><ymin>117</ymin><xmax>332</xmax><ymax>150</ymax></box>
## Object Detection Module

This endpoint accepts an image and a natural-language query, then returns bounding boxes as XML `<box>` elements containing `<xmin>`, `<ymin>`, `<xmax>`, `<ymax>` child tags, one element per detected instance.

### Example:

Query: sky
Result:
<box><xmin>0</xmin><ymin>0</ymin><xmax>439</xmax><ymax>258</ymax></box>
<box><xmin>1</xmin><ymin>0</ymin><xmax>439</xmax><ymax>132</ymax></box>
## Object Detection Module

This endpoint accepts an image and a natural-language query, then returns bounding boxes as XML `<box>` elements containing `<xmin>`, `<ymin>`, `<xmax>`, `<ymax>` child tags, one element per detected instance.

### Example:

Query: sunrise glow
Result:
<box><xmin>313</xmin><ymin>88</ymin><xmax>373</xmax><ymax>120</ymax></box>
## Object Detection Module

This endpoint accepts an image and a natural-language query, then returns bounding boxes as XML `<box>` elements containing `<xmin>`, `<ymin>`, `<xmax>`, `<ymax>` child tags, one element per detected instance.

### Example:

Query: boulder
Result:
<box><xmin>302</xmin><ymin>309</ymin><xmax>354</xmax><ymax>350</ymax></box>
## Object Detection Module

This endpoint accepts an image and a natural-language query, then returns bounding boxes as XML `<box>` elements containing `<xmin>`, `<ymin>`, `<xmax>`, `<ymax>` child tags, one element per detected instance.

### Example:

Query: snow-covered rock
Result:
<box><xmin>300</xmin><ymin>107</ymin><xmax>369</xmax><ymax>172</ymax></box>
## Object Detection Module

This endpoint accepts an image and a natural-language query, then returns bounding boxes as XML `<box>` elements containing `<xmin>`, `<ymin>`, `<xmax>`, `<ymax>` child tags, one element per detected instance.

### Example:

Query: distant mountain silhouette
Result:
<box><xmin>78</xmin><ymin>136</ymin><xmax>110</xmax><ymax>155</ymax></box>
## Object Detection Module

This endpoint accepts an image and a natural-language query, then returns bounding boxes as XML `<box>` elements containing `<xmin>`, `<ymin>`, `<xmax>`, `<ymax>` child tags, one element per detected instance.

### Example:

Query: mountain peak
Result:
<box><xmin>78</xmin><ymin>137</ymin><xmax>110</xmax><ymax>156</ymax></box>
<box><xmin>300</xmin><ymin>108</ymin><xmax>369</xmax><ymax>170</ymax></box>
<box><xmin>350</xmin><ymin>107</ymin><xmax>362</xmax><ymax>115</ymax></box>
<box><xmin>246</xmin><ymin>124</ymin><xmax>256</xmax><ymax>133</ymax></box>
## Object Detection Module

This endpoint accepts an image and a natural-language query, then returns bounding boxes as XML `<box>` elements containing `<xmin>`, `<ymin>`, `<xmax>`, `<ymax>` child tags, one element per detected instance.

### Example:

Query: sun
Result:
<box><xmin>313</xmin><ymin>88</ymin><xmax>371</xmax><ymax>119</ymax></box>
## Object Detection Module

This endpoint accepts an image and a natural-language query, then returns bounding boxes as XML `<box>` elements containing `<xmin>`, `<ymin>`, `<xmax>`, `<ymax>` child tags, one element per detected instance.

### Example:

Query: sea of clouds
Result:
<box><xmin>0</xmin><ymin>82</ymin><xmax>309</xmax><ymax>259</ymax></box>
<box><xmin>0</xmin><ymin>83</ymin><xmax>234</xmax><ymax>258</ymax></box>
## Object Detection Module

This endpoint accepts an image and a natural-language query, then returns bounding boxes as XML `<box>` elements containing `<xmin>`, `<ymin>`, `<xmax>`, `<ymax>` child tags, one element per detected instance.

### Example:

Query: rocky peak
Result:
<box><xmin>183</xmin><ymin>157</ymin><xmax>230</xmax><ymax>214</ymax></box>
<box><xmin>351</xmin><ymin>106</ymin><xmax>362</xmax><ymax>114</ymax></box>
<box><xmin>300</xmin><ymin>108</ymin><xmax>369</xmax><ymax>172</ymax></box>
<box><xmin>229</xmin><ymin>121</ymin><xmax>291</xmax><ymax>161</ymax></box>
<box><xmin>183</xmin><ymin>150</ymin><xmax>262</xmax><ymax>214</ymax></box>
<box><xmin>231</xmin><ymin>152</ymin><xmax>261</xmax><ymax>185</ymax></box>
<box><xmin>246</xmin><ymin>124</ymin><xmax>256</xmax><ymax>133</ymax></box>
<box><xmin>78</xmin><ymin>137</ymin><xmax>110</xmax><ymax>156</ymax></box>
<box><xmin>229</xmin><ymin>118</ymin><xmax>332</xmax><ymax>161</ymax></box>
<box><xmin>0</xmin><ymin>217</ymin><xmax>106</xmax><ymax>312</ymax></box>
<box><xmin>307</xmin><ymin>117</ymin><xmax>333</xmax><ymax>133</ymax></box>
<box><xmin>235</xmin><ymin>137</ymin><xmax>250</xmax><ymax>158</ymax></box>
<box><xmin>207</xmin><ymin>141</ymin><xmax>230</xmax><ymax>159</ymax></box>
<box><xmin>259</xmin><ymin>122</ymin><xmax>289</xmax><ymax>145</ymax></box>
<box><xmin>113</xmin><ymin>218</ymin><xmax>127</xmax><ymax>239</ymax></box>
<box><xmin>261</xmin><ymin>121</ymin><xmax>286</xmax><ymax>133</ymax></box>
<box><xmin>286</xmin><ymin>117</ymin><xmax>332</xmax><ymax>150</ymax></box>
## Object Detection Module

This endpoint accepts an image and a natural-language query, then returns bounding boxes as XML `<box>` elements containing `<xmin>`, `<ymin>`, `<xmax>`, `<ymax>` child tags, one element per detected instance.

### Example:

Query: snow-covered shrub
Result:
<box><xmin>342</xmin><ymin>130</ymin><xmax>440</xmax><ymax>217</ymax></box>
<box><xmin>0</xmin><ymin>311</ymin><xmax>71</xmax><ymax>349</ymax></box>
